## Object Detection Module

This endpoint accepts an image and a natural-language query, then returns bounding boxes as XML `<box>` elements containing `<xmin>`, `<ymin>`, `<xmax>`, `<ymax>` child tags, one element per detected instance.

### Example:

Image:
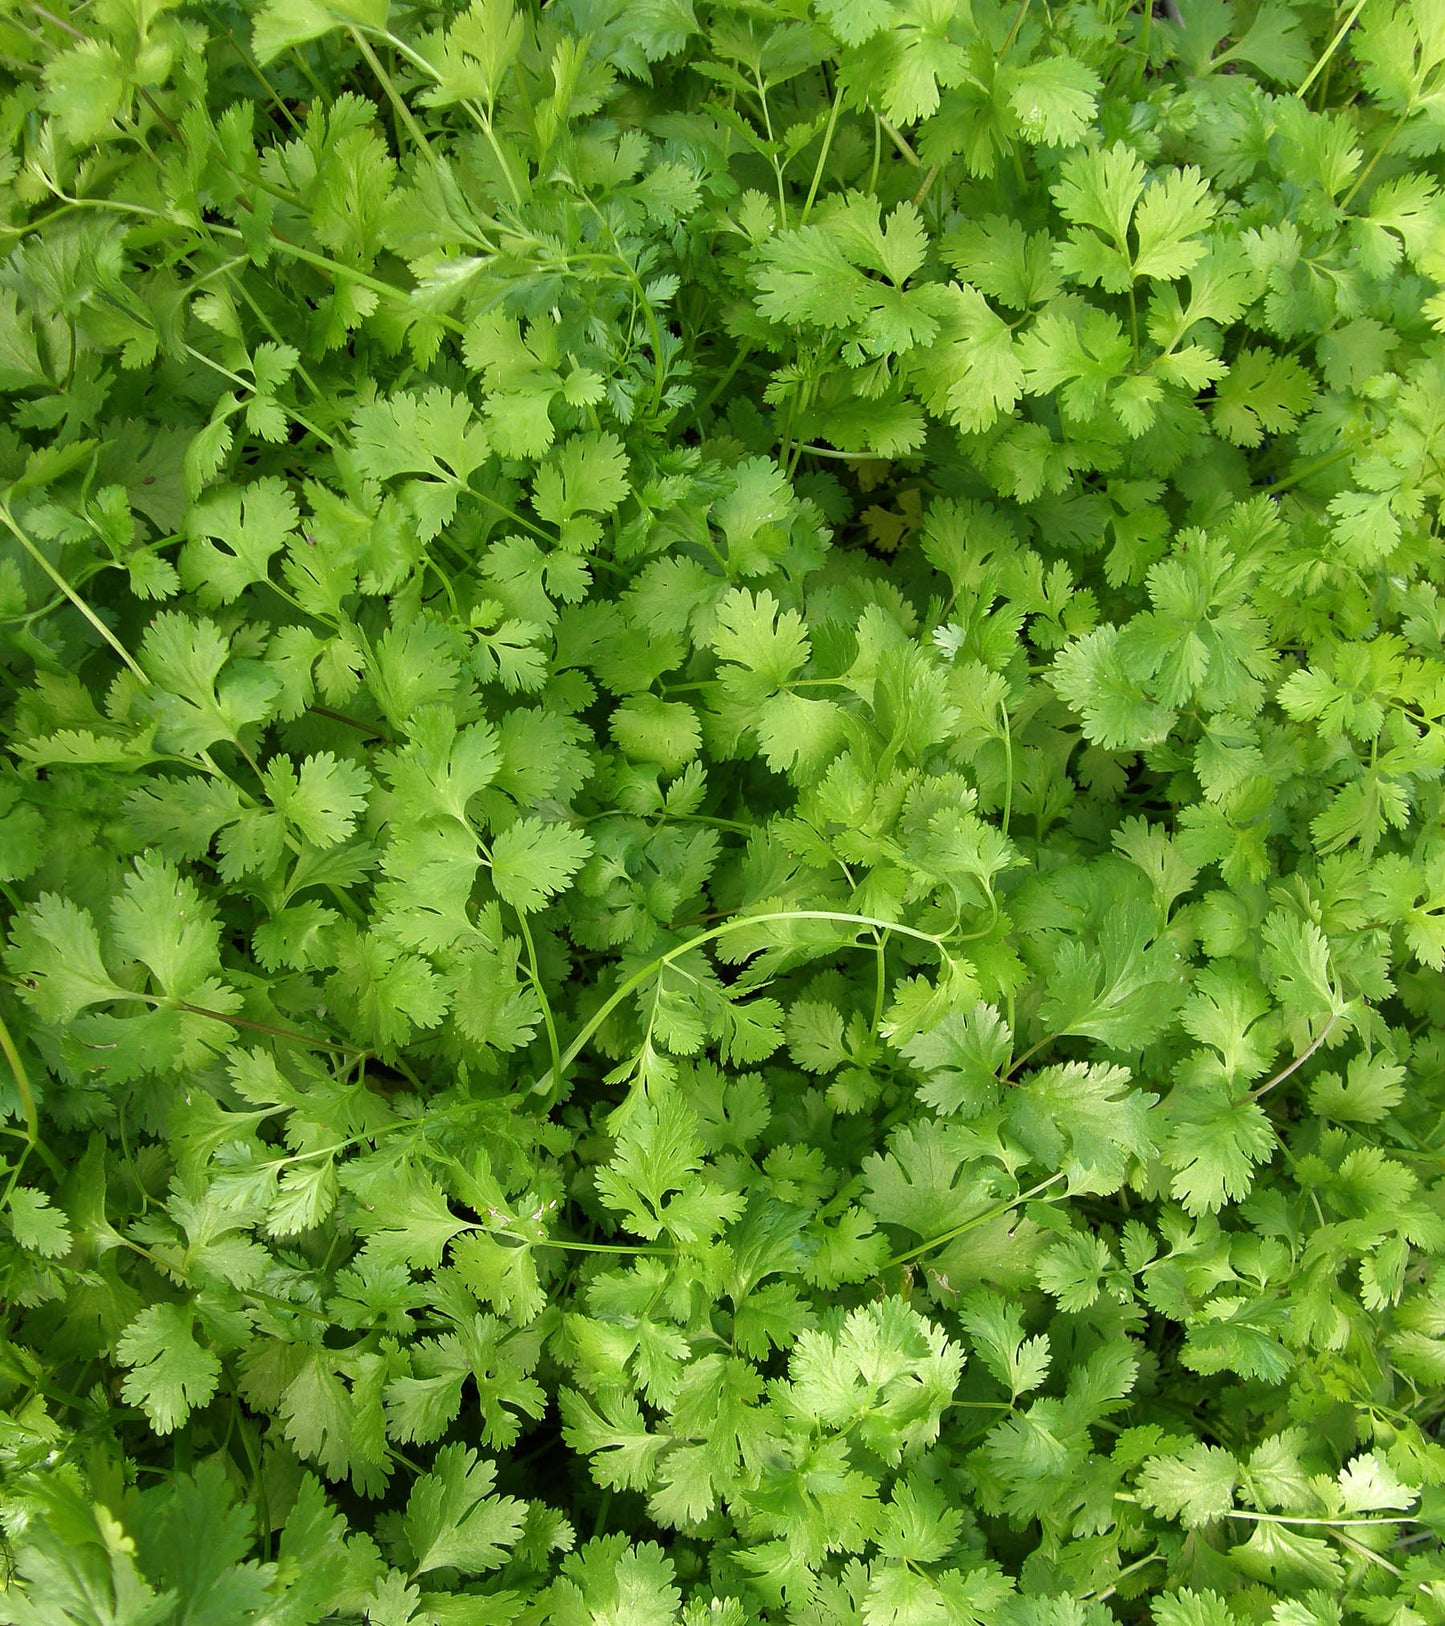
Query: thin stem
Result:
<box><xmin>801</xmin><ymin>84</ymin><xmax>844</xmax><ymax>222</ymax></box>
<box><xmin>885</xmin><ymin>1172</ymin><xmax>1066</xmax><ymax>1269</ymax></box>
<box><xmin>1298</xmin><ymin>0</ymin><xmax>1370</xmax><ymax>99</ymax></box>
<box><xmin>753</xmin><ymin>73</ymin><xmax>789</xmax><ymax>218</ymax></box>
<box><xmin>1263</xmin><ymin>446</ymin><xmax>1351</xmax><ymax>495</ymax></box>
<box><xmin>522</xmin><ymin>1234</ymin><xmax>674</xmax><ymax>1256</ymax></box>
<box><xmin>195</xmin><ymin>0</ymin><xmax>304</xmax><ymax>136</ymax></box>
<box><xmin>0</xmin><ymin>502</ymin><xmax>147</xmax><ymax>681</ymax></box>
<box><xmin>307</xmin><ymin>705</ymin><xmax>393</xmax><ymax>742</ymax></box>
<box><xmin>29</xmin><ymin>3</ymin><xmax>83</xmax><ymax>41</ymax></box>
<box><xmin>0</xmin><ymin>1005</ymin><xmax>39</xmax><ymax>1150</ymax></box>
<box><xmin>1341</xmin><ymin>106</ymin><xmax>1416</xmax><ymax>210</ymax></box>
<box><xmin>543</xmin><ymin>910</ymin><xmax>947</xmax><ymax>1098</ymax></box>
<box><xmin>878</xmin><ymin>118</ymin><xmax>922</xmax><ymax>168</ymax></box>
<box><xmin>912</xmin><ymin>164</ymin><xmax>942</xmax><ymax>208</ymax></box>
<box><xmin>1134</xmin><ymin>0</ymin><xmax>1153</xmax><ymax>91</ymax></box>
<box><xmin>182</xmin><ymin>345</ymin><xmax>336</xmax><ymax>448</ymax></box>
<box><xmin>514</xmin><ymin>910</ymin><xmax>563</xmax><ymax>1094</ymax></box>
<box><xmin>871</xmin><ymin>932</ymin><xmax>888</xmax><ymax>1035</ymax></box>
<box><xmin>378</xmin><ymin>2</ymin><xmax>515</xmax><ymax>189</ymax></box>
<box><xmin>796</xmin><ymin>443</ymin><xmax>894</xmax><ymax>462</ymax></box>
<box><xmin>698</xmin><ymin>345</ymin><xmax>753</xmax><ymax>415</ymax></box>
<box><xmin>1251</xmin><ymin>1012</ymin><xmax>1339</xmax><ymax>1099</ymax></box>
<box><xmin>1082</xmin><ymin>1550</ymin><xmax>1164</xmax><ymax>1605</ymax></box>
<box><xmin>222</xmin><ymin>275</ymin><xmax>333</xmax><ymax>410</ymax></box>
<box><xmin>349</xmin><ymin>28</ymin><xmax>432</xmax><ymax>154</ymax></box>
<box><xmin>1225</xmin><ymin>1509</ymin><xmax>1422</xmax><ymax>1530</ymax></box>
<box><xmin>0</xmin><ymin>1005</ymin><xmax>63</xmax><ymax>1178</ymax></box>
<box><xmin>175</xmin><ymin>1003</ymin><xmax>366</xmax><ymax>1057</ymax></box>
<box><xmin>996</xmin><ymin>0</ymin><xmax>1031</xmax><ymax>60</ymax></box>
<box><xmin>1334</xmin><ymin>1531</ymin><xmax>1405</xmax><ymax>1579</ymax></box>
<box><xmin>570</xmin><ymin>192</ymin><xmax>670</xmax><ymax>419</ymax></box>
<box><xmin>998</xmin><ymin>699</ymin><xmax>1013</xmax><ymax>842</ymax></box>
<box><xmin>465</xmin><ymin>100</ymin><xmax>526</xmax><ymax>207</ymax></box>
<box><xmin>203</xmin><ymin>220</ymin><xmax>465</xmax><ymax>332</ymax></box>
<box><xmin>1005</xmin><ymin>1032</ymin><xmax>1055</xmax><ymax>1079</ymax></box>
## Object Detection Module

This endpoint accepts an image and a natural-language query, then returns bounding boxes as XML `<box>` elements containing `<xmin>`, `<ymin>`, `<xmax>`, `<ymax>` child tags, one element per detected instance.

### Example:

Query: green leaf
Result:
<box><xmin>418</xmin><ymin>0</ymin><xmax>524</xmax><ymax>108</ymax></box>
<box><xmin>540</xmin><ymin>1538</ymin><xmax>682</xmax><ymax>1626</ymax></box>
<box><xmin>6</xmin><ymin>894</ymin><xmax>124</xmax><ymax>1022</ymax></box>
<box><xmin>1212</xmin><ymin>349</ymin><xmax>1318</xmax><ymax>447</ymax></box>
<box><xmin>1163</xmin><ymin>1078</ymin><xmax>1275</xmax><ymax>1215</ymax></box>
<box><xmin>402</xmin><ymin>1444</ymin><xmax>526</xmax><ymax>1575</ymax></box>
<box><xmin>710</xmin><ymin>587</ymin><xmax>811</xmax><ymax>690</ymax></box>
<box><xmin>111</xmin><ymin>854</ymin><xmax>231</xmax><ymax>998</ymax></box>
<box><xmin>254</xmin><ymin>0</ymin><xmax>391</xmax><ymax>64</ymax></box>
<box><xmin>116</xmin><ymin>1303</ymin><xmax>222</xmax><ymax>1434</ymax></box>
<box><xmin>904</xmin><ymin>283</ymin><xmax>1023</xmax><ymax>433</ymax></box>
<box><xmin>786</xmin><ymin>1298</ymin><xmax>963</xmax><ymax>1463</ymax></box>
<box><xmin>1137</xmin><ymin>1441</ymin><xmax>1238</xmax><ymax>1527</ymax></box>
<box><xmin>897</xmin><ymin>1003</ymin><xmax>1010</xmax><ymax>1116</ymax></box>
<box><xmin>489</xmin><ymin>817</ymin><xmax>593</xmax><ymax>913</ymax></box>
<box><xmin>263</xmin><ymin>751</ymin><xmax>371</xmax><ymax>848</ymax></box>
<box><xmin>1036</xmin><ymin>899</ymin><xmax>1186</xmax><ymax>1049</ymax></box>
<box><xmin>533</xmin><ymin>432</ymin><xmax>631</xmax><ymax>529</ymax></box>
<box><xmin>1008</xmin><ymin>1062</ymin><xmax>1156</xmax><ymax>1192</ymax></box>
<box><xmin>1132</xmin><ymin>168</ymin><xmax>1217</xmax><ymax>282</ymax></box>
<box><xmin>611</xmin><ymin>695</ymin><xmax>702</xmax><ymax>773</ymax></box>
<box><xmin>6</xmin><ymin>1188</ymin><xmax>73</xmax><ymax>1258</ymax></box>
<box><xmin>958</xmin><ymin>1290</ymin><xmax>1050</xmax><ymax>1399</ymax></box>
<box><xmin>1003</xmin><ymin>56</ymin><xmax>1100</xmax><ymax>148</ymax></box>
<box><xmin>180</xmin><ymin>479</ymin><xmax>297</xmax><ymax>604</ymax></box>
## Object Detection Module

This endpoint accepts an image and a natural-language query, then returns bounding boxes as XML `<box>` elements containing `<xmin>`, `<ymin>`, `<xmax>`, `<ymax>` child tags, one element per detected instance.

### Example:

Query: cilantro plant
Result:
<box><xmin>3</xmin><ymin>0</ymin><xmax>1445</xmax><ymax>1621</ymax></box>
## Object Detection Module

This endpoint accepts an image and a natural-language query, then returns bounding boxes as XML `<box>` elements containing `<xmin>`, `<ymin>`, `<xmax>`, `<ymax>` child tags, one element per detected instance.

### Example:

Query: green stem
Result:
<box><xmin>0</xmin><ymin>1006</ymin><xmax>62</xmax><ymax>1178</ymax></box>
<box><xmin>913</xmin><ymin>164</ymin><xmax>943</xmax><ymax>208</ymax></box>
<box><xmin>1341</xmin><ymin>106</ymin><xmax>1415</xmax><ymax>209</ymax></box>
<box><xmin>997</xmin><ymin>0</ymin><xmax>1031</xmax><ymax>60</ymax></box>
<box><xmin>205</xmin><ymin>221</ymin><xmax>465</xmax><ymax>332</ymax></box>
<box><xmin>542</xmin><ymin>910</ymin><xmax>948</xmax><ymax>1098</ymax></box>
<box><xmin>514</xmin><ymin>910</ymin><xmax>563</xmax><ymax>1094</ymax></box>
<box><xmin>465</xmin><ymin>100</ymin><xmax>526</xmax><ymax>208</ymax></box>
<box><xmin>753</xmin><ymin>73</ymin><xmax>789</xmax><ymax>218</ymax></box>
<box><xmin>380</xmin><ymin>6</ymin><xmax>514</xmax><ymax>182</ymax></box>
<box><xmin>698</xmin><ymin>345</ymin><xmax>753</xmax><ymax>415</ymax></box>
<box><xmin>182</xmin><ymin>345</ymin><xmax>336</xmax><ymax>448</ymax></box>
<box><xmin>1262</xmin><ymin>446</ymin><xmax>1351</xmax><ymax>495</ymax></box>
<box><xmin>522</xmin><ymin>1234</ymin><xmax>674</xmax><ymax>1256</ymax></box>
<box><xmin>29</xmin><ymin>3</ymin><xmax>82</xmax><ymax>41</ymax></box>
<box><xmin>801</xmin><ymin>83</ymin><xmax>844</xmax><ymax>222</ymax></box>
<box><xmin>795</xmin><ymin>443</ymin><xmax>895</xmax><ymax>462</ymax></box>
<box><xmin>1224</xmin><ymin>1508</ymin><xmax>1422</xmax><ymax>1529</ymax></box>
<box><xmin>0</xmin><ymin>1005</ymin><xmax>37</xmax><ymax>1151</ymax></box>
<box><xmin>0</xmin><ymin>502</ymin><xmax>147</xmax><ymax>681</ymax></box>
<box><xmin>175</xmin><ymin>1002</ymin><xmax>366</xmax><ymax>1057</ymax></box>
<box><xmin>885</xmin><ymin>1172</ymin><xmax>1066</xmax><ymax>1269</ymax></box>
<box><xmin>998</xmin><ymin>699</ymin><xmax>1014</xmax><ymax>841</ymax></box>
<box><xmin>871</xmin><ymin>932</ymin><xmax>887</xmax><ymax>1035</ymax></box>
<box><xmin>1298</xmin><ymin>0</ymin><xmax>1370</xmax><ymax>100</ymax></box>
<box><xmin>349</xmin><ymin>28</ymin><xmax>432</xmax><ymax>153</ymax></box>
<box><xmin>1250</xmin><ymin>1012</ymin><xmax>1339</xmax><ymax>1099</ymax></box>
<box><xmin>1134</xmin><ymin>0</ymin><xmax>1152</xmax><ymax>91</ymax></box>
<box><xmin>878</xmin><ymin>118</ymin><xmax>922</xmax><ymax>167</ymax></box>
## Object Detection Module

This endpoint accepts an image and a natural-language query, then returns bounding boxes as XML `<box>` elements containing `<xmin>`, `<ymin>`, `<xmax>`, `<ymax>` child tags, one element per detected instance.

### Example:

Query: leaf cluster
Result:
<box><xmin>2</xmin><ymin>0</ymin><xmax>1445</xmax><ymax>1623</ymax></box>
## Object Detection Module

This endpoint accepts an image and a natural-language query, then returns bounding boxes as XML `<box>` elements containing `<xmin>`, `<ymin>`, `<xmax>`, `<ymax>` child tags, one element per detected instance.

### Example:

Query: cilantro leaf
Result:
<box><xmin>490</xmin><ymin>817</ymin><xmax>593</xmax><ymax>913</ymax></box>
<box><xmin>116</xmin><ymin>1303</ymin><xmax>222</xmax><ymax>1434</ymax></box>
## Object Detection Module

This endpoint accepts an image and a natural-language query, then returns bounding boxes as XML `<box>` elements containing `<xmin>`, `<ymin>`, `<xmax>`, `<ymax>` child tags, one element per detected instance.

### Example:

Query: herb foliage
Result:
<box><xmin>2</xmin><ymin>0</ymin><xmax>1445</xmax><ymax>1621</ymax></box>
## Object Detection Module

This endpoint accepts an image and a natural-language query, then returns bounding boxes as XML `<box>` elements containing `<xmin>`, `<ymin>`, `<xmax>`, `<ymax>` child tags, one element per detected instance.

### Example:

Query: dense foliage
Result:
<box><xmin>3</xmin><ymin>0</ymin><xmax>1445</xmax><ymax>1619</ymax></box>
